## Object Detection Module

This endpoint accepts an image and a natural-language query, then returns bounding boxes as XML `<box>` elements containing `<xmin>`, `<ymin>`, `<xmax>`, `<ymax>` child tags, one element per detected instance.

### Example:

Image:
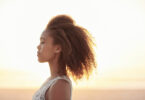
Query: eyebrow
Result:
<box><xmin>40</xmin><ymin>37</ymin><xmax>45</xmax><ymax>40</ymax></box>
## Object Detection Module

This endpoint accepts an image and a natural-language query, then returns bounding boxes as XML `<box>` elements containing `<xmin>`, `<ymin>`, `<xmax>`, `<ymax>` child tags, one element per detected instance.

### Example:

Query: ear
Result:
<box><xmin>55</xmin><ymin>44</ymin><xmax>62</xmax><ymax>53</ymax></box>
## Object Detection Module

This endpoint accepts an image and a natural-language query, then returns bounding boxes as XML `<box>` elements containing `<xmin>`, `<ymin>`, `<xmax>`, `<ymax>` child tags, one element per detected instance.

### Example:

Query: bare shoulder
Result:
<box><xmin>45</xmin><ymin>79</ymin><xmax>71</xmax><ymax>100</ymax></box>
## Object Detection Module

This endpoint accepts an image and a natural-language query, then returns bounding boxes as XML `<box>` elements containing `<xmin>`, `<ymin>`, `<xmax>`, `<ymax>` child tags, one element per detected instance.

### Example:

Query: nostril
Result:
<box><xmin>37</xmin><ymin>45</ymin><xmax>39</xmax><ymax>49</ymax></box>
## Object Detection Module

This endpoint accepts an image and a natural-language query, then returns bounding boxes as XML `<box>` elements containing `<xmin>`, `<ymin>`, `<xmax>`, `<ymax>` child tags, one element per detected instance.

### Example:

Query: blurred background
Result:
<box><xmin>0</xmin><ymin>0</ymin><xmax>145</xmax><ymax>100</ymax></box>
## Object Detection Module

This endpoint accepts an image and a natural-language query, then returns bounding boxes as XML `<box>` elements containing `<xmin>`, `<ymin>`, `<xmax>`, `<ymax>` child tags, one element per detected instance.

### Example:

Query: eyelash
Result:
<box><xmin>40</xmin><ymin>42</ymin><xmax>45</xmax><ymax>44</ymax></box>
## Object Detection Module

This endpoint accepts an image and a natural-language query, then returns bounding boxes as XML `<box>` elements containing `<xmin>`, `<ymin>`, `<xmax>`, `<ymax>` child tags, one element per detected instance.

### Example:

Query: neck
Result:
<box><xmin>48</xmin><ymin>55</ymin><xmax>66</xmax><ymax>78</ymax></box>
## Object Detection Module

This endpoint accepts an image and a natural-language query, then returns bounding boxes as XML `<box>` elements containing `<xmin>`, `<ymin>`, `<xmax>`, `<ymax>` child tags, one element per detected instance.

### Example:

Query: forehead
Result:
<box><xmin>40</xmin><ymin>30</ymin><xmax>52</xmax><ymax>41</ymax></box>
<box><xmin>40</xmin><ymin>30</ymin><xmax>48</xmax><ymax>39</ymax></box>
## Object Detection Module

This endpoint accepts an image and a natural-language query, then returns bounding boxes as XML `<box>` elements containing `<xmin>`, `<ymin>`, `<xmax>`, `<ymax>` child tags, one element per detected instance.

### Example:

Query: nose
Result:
<box><xmin>37</xmin><ymin>45</ymin><xmax>40</xmax><ymax>50</ymax></box>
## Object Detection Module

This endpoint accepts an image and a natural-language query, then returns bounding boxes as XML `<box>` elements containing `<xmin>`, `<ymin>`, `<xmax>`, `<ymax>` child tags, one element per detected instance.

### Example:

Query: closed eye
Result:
<box><xmin>41</xmin><ymin>42</ymin><xmax>45</xmax><ymax>44</ymax></box>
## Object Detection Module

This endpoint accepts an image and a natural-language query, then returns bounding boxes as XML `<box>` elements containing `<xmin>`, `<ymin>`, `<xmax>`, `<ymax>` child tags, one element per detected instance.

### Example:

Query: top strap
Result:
<box><xmin>51</xmin><ymin>75</ymin><xmax>72</xmax><ymax>87</ymax></box>
<box><xmin>40</xmin><ymin>75</ymin><xmax>72</xmax><ymax>100</ymax></box>
<box><xmin>50</xmin><ymin>76</ymin><xmax>72</xmax><ymax>98</ymax></box>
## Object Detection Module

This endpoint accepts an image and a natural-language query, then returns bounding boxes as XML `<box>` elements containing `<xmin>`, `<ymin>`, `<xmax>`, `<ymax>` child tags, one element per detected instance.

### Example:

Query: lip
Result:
<box><xmin>37</xmin><ymin>51</ymin><xmax>40</xmax><ymax>56</ymax></box>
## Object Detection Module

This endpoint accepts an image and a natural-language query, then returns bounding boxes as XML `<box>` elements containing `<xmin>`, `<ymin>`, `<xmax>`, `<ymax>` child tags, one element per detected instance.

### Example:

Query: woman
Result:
<box><xmin>32</xmin><ymin>14</ymin><xmax>97</xmax><ymax>100</ymax></box>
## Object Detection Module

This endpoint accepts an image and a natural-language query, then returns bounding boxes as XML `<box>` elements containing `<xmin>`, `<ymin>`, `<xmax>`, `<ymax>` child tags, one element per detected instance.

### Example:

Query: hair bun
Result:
<box><xmin>47</xmin><ymin>14</ymin><xmax>75</xmax><ymax>28</ymax></box>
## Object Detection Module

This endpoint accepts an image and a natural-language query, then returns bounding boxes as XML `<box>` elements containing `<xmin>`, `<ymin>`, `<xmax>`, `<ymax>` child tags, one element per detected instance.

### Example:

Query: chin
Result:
<box><xmin>38</xmin><ymin>58</ymin><xmax>45</xmax><ymax>63</ymax></box>
<box><xmin>38</xmin><ymin>58</ymin><xmax>49</xmax><ymax>63</ymax></box>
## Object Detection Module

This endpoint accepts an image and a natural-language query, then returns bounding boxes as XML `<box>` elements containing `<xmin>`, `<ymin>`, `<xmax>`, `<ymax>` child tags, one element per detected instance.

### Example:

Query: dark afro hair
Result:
<box><xmin>44</xmin><ymin>14</ymin><xmax>98</xmax><ymax>83</ymax></box>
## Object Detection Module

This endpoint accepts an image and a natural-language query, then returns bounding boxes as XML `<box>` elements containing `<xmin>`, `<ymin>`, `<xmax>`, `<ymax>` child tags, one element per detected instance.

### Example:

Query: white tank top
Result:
<box><xmin>32</xmin><ymin>75</ymin><xmax>72</xmax><ymax>100</ymax></box>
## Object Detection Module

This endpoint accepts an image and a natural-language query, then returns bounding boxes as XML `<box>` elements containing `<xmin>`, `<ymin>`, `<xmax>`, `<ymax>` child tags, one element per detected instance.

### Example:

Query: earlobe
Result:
<box><xmin>55</xmin><ymin>45</ymin><xmax>62</xmax><ymax>53</ymax></box>
<box><xmin>56</xmin><ymin>48</ymin><xmax>61</xmax><ymax>53</ymax></box>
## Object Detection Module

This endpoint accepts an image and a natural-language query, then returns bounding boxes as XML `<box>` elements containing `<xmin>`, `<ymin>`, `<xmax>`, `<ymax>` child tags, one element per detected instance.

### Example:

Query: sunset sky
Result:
<box><xmin>0</xmin><ymin>0</ymin><xmax>145</xmax><ymax>89</ymax></box>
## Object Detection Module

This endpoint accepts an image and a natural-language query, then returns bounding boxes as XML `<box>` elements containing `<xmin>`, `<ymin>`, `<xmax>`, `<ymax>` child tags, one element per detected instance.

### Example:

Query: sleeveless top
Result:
<box><xmin>32</xmin><ymin>75</ymin><xmax>72</xmax><ymax>100</ymax></box>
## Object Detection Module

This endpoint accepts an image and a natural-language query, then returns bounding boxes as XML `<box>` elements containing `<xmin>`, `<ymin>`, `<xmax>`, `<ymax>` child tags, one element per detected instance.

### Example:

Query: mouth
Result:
<box><xmin>37</xmin><ymin>51</ymin><xmax>40</xmax><ymax>56</ymax></box>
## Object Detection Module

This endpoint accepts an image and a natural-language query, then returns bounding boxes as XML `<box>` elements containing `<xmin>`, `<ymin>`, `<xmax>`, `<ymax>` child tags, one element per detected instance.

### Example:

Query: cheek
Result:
<box><xmin>43</xmin><ymin>45</ymin><xmax>55</xmax><ymax>57</ymax></box>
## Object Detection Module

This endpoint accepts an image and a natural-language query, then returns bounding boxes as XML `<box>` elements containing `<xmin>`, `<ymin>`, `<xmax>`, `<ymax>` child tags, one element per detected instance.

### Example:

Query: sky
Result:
<box><xmin>0</xmin><ymin>0</ymin><xmax>145</xmax><ymax>89</ymax></box>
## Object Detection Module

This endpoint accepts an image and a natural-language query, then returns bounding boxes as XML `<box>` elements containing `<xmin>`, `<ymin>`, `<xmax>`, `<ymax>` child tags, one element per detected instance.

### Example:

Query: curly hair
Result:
<box><xmin>44</xmin><ymin>14</ymin><xmax>98</xmax><ymax>83</ymax></box>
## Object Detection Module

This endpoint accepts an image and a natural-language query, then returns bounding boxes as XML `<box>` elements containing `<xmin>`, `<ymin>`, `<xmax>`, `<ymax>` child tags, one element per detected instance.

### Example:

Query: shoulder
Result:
<box><xmin>45</xmin><ymin>79</ymin><xmax>71</xmax><ymax>100</ymax></box>
<box><xmin>51</xmin><ymin>79</ymin><xmax>71</xmax><ymax>90</ymax></box>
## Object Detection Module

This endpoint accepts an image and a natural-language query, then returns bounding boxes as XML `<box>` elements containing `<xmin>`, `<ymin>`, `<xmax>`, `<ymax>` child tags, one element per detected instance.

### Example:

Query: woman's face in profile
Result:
<box><xmin>37</xmin><ymin>30</ymin><xmax>56</xmax><ymax>62</ymax></box>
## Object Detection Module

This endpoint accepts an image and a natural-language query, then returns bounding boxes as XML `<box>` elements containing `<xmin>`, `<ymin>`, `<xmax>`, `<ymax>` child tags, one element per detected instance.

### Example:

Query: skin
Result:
<box><xmin>37</xmin><ymin>29</ymin><xmax>71</xmax><ymax>100</ymax></box>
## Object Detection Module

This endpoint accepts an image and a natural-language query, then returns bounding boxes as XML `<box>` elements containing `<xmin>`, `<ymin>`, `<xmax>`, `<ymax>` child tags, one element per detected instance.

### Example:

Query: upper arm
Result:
<box><xmin>45</xmin><ymin>79</ymin><xmax>71</xmax><ymax>100</ymax></box>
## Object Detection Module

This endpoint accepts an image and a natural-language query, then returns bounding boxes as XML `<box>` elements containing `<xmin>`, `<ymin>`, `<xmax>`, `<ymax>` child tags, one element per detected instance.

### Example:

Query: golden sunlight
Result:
<box><xmin>0</xmin><ymin>0</ymin><xmax>145</xmax><ymax>91</ymax></box>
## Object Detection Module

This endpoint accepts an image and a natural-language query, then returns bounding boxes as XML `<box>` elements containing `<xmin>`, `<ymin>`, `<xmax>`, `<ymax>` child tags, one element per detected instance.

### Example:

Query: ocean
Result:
<box><xmin>0</xmin><ymin>88</ymin><xmax>145</xmax><ymax>100</ymax></box>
